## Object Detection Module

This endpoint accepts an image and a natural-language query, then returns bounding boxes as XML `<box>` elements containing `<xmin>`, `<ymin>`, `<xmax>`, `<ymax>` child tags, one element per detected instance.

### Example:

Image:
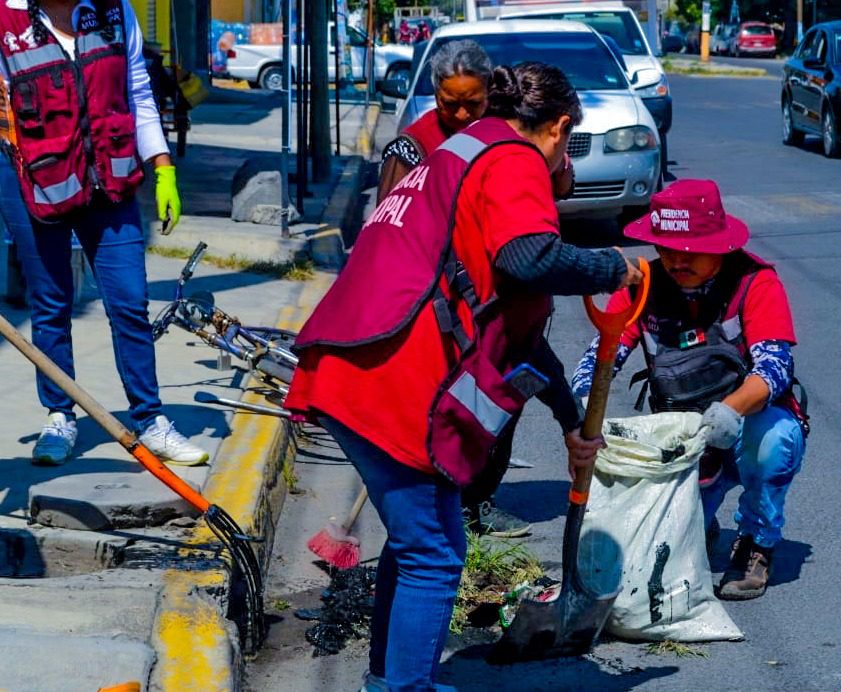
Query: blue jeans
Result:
<box><xmin>0</xmin><ymin>153</ymin><xmax>162</xmax><ymax>431</ymax></box>
<box><xmin>702</xmin><ymin>404</ymin><xmax>805</xmax><ymax>549</ymax></box>
<box><xmin>321</xmin><ymin>416</ymin><xmax>466</xmax><ymax>692</ymax></box>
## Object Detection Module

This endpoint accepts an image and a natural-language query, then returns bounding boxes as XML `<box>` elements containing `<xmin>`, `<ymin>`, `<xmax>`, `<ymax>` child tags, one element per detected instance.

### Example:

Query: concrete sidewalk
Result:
<box><xmin>0</xmin><ymin>90</ymin><xmax>381</xmax><ymax>691</ymax></box>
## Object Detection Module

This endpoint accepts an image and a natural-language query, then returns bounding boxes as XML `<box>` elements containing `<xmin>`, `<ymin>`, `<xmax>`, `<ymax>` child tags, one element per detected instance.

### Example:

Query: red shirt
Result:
<box><xmin>285</xmin><ymin>141</ymin><xmax>558</xmax><ymax>473</ymax></box>
<box><xmin>611</xmin><ymin>266</ymin><xmax>797</xmax><ymax>350</ymax></box>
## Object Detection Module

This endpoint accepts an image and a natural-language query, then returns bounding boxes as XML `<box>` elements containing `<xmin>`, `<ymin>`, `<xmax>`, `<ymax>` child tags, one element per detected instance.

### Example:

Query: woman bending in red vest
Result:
<box><xmin>0</xmin><ymin>0</ymin><xmax>207</xmax><ymax>466</ymax></box>
<box><xmin>286</xmin><ymin>62</ymin><xmax>643</xmax><ymax>691</ymax></box>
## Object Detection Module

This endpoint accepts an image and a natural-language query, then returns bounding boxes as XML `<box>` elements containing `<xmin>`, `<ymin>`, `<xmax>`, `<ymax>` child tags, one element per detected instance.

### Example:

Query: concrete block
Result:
<box><xmin>250</xmin><ymin>203</ymin><xmax>302</xmax><ymax>226</ymax></box>
<box><xmin>307</xmin><ymin>227</ymin><xmax>346</xmax><ymax>270</ymax></box>
<box><xmin>231</xmin><ymin>158</ymin><xmax>300</xmax><ymax>225</ymax></box>
<box><xmin>29</xmin><ymin>472</ymin><xmax>201</xmax><ymax>531</ymax></box>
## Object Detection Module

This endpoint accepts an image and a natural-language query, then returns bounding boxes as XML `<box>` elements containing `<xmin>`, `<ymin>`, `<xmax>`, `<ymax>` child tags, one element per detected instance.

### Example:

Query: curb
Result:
<box><xmin>151</xmin><ymin>273</ymin><xmax>335</xmax><ymax>691</ymax></box>
<box><xmin>355</xmin><ymin>102</ymin><xmax>382</xmax><ymax>159</ymax></box>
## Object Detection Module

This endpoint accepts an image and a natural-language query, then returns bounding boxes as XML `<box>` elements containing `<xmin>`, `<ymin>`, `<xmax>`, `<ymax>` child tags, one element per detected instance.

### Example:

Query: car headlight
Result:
<box><xmin>636</xmin><ymin>75</ymin><xmax>670</xmax><ymax>98</ymax></box>
<box><xmin>604</xmin><ymin>126</ymin><xmax>658</xmax><ymax>153</ymax></box>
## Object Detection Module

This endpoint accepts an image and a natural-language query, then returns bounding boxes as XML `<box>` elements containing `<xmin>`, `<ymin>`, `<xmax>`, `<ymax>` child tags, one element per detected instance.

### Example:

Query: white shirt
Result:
<box><xmin>0</xmin><ymin>0</ymin><xmax>168</xmax><ymax>161</ymax></box>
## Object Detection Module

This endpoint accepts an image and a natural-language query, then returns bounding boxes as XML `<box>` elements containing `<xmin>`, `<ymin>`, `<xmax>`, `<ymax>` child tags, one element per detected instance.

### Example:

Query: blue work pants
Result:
<box><xmin>321</xmin><ymin>416</ymin><xmax>466</xmax><ymax>692</ymax></box>
<box><xmin>702</xmin><ymin>404</ymin><xmax>805</xmax><ymax>549</ymax></box>
<box><xmin>0</xmin><ymin>152</ymin><xmax>162</xmax><ymax>431</ymax></box>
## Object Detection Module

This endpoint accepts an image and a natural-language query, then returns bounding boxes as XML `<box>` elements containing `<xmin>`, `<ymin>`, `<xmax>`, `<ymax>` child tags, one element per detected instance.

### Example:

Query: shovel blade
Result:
<box><xmin>490</xmin><ymin>584</ymin><xmax>618</xmax><ymax>663</ymax></box>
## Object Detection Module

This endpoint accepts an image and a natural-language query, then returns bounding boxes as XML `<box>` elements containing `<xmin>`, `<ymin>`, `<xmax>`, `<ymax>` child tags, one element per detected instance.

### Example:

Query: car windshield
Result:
<box><xmin>504</xmin><ymin>11</ymin><xmax>648</xmax><ymax>56</ymax></box>
<box><xmin>742</xmin><ymin>25</ymin><xmax>773</xmax><ymax>36</ymax></box>
<box><xmin>415</xmin><ymin>32</ymin><xmax>628</xmax><ymax>96</ymax></box>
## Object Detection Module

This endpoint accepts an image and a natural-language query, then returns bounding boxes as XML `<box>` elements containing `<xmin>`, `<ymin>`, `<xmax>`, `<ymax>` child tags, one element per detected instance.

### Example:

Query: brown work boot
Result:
<box><xmin>717</xmin><ymin>535</ymin><xmax>773</xmax><ymax>601</ymax></box>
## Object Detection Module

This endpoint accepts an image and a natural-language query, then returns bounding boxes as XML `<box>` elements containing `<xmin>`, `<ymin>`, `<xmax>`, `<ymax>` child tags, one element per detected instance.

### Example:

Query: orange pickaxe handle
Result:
<box><xmin>569</xmin><ymin>257</ymin><xmax>651</xmax><ymax>506</ymax></box>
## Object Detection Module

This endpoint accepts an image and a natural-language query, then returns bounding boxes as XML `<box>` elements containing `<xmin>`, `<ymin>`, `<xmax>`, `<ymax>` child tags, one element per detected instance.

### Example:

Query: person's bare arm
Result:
<box><xmin>377</xmin><ymin>155</ymin><xmax>414</xmax><ymax>204</ymax></box>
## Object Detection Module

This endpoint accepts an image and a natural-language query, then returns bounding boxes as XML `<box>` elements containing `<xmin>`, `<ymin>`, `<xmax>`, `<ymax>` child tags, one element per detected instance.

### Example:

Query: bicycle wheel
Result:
<box><xmin>151</xmin><ymin>303</ymin><xmax>178</xmax><ymax>342</ymax></box>
<box><xmin>255</xmin><ymin>356</ymin><xmax>295</xmax><ymax>385</ymax></box>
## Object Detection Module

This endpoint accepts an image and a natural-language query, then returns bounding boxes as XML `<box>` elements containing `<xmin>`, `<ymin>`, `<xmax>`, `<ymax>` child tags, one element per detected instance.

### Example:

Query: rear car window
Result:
<box><xmin>833</xmin><ymin>31</ymin><xmax>841</xmax><ymax>64</ymax></box>
<box><xmin>504</xmin><ymin>11</ymin><xmax>648</xmax><ymax>56</ymax></box>
<box><xmin>742</xmin><ymin>25</ymin><xmax>773</xmax><ymax>36</ymax></box>
<box><xmin>415</xmin><ymin>32</ymin><xmax>628</xmax><ymax>96</ymax></box>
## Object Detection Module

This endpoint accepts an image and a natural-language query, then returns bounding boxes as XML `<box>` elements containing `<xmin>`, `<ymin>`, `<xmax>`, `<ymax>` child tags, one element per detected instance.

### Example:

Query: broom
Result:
<box><xmin>0</xmin><ymin>312</ymin><xmax>265</xmax><ymax>654</ymax></box>
<box><xmin>307</xmin><ymin>487</ymin><xmax>368</xmax><ymax>569</ymax></box>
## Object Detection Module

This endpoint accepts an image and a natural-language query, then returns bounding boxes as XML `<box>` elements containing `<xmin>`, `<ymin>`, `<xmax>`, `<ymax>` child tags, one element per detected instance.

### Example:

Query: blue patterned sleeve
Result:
<box><xmin>571</xmin><ymin>336</ymin><xmax>633</xmax><ymax>398</ymax></box>
<box><xmin>749</xmin><ymin>340</ymin><xmax>794</xmax><ymax>403</ymax></box>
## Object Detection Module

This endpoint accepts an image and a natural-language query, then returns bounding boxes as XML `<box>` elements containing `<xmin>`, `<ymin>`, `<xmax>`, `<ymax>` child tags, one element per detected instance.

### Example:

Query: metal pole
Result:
<box><xmin>295</xmin><ymin>0</ymin><xmax>305</xmax><ymax>211</ymax></box>
<box><xmin>646</xmin><ymin>0</ymin><xmax>658</xmax><ymax>55</ymax></box>
<box><xmin>797</xmin><ymin>0</ymin><xmax>803</xmax><ymax>43</ymax></box>
<box><xmin>365</xmin><ymin>0</ymin><xmax>374</xmax><ymax>107</ymax></box>
<box><xmin>334</xmin><ymin>0</ymin><xmax>341</xmax><ymax>156</ymax></box>
<box><xmin>280</xmin><ymin>0</ymin><xmax>292</xmax><ymax>238</ymax></box>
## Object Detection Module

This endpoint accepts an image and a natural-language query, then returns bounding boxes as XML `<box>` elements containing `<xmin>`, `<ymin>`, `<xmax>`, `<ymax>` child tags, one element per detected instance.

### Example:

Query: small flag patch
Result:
<box><xmin>679</xmin><ymin>329</ymin><xmax>706</xmax><ymax>349</ymax></box>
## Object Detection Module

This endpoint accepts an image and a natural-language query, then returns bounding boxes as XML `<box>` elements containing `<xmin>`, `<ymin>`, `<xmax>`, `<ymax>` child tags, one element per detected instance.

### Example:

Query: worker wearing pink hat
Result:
<box><xmin>573</xmin><ymin>179</ymin><xmax>808</xmax><ymax>601</ymax></box>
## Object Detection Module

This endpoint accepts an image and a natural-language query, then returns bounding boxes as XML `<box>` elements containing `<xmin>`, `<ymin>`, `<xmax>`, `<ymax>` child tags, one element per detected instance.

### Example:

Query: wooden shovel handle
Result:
<box><xmin>570</xmin><ymin>258</ymin><xmax>651</xmax><ymax>506</ymax></box>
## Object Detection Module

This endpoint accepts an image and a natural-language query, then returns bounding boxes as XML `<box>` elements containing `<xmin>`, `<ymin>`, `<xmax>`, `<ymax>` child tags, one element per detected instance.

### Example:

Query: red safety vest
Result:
<box><xmin>0</xmin><ymin>0</ymin><xmax>144</xmax><ymax>221</ymax></box>
<box><xmin>292</xmin><ymin>118</ymin><xmax>552</xmax><ymax>486</ymax></box>
<box><xmin>400</xmin><ymin>108</ymin><xmax>450</xmax><ymax>159</ymax></box>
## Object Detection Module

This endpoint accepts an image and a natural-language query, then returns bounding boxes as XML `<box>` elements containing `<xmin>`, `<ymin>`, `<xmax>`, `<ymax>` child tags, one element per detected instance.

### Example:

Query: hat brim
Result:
<box><xmin>623</xmin><ymin>212</ymin><xmax>750</xmax><ymax>254</ymax></box>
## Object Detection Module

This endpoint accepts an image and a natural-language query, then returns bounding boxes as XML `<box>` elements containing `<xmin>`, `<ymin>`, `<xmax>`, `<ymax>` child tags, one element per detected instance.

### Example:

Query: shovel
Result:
<box><xmin>492</xmin><ymin>258</ymin><xmax>650</xmax><ymax>662</ymax></box>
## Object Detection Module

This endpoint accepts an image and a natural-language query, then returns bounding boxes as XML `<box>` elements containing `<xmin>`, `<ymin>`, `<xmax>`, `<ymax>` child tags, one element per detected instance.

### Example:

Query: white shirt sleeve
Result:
<box><xmin>123</xmin><ymin>0</ymin><xmax>169</xmax><ymax>161</ymax></box>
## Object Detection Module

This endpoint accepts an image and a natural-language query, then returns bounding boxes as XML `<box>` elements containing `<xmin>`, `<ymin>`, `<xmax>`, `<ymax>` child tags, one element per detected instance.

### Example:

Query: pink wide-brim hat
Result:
<box><xmin>624</xmin><ymin>179</ymin><xmax>750</xmax><ymax>254</ymax></box>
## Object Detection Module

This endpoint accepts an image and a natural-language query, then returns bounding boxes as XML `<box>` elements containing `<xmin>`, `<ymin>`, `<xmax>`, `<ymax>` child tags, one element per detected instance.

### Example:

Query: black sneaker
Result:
<box><xmin>466</xmin><ymin>501</ymin><xmax>531</xmax><ymax>538</ymax></box>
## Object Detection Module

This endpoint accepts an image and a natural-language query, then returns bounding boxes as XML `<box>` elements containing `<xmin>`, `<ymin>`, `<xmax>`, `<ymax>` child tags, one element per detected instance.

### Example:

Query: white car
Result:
<box><xmin>226</xmin><ymin>23</ymin><xmax>413</xmax><ymax>91</ymax></box>
<box><xmin>388</xmin><ymin>20</ymin><xmax>661</xmax><ymax>221</ymax></box>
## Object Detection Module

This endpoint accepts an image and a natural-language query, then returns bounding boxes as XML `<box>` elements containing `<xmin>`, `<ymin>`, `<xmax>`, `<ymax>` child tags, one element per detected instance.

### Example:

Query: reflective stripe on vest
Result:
<box><xmin>5</xmin><ymin>44</ymin><xmax>65</xmax><ymax>75</ymax></box>
<box><xmin>111</xmin><ymin>156</ymin><xmax>137</xmax><ymax>178</ymax></box>
<box><xmin>34</xmin><ymin>173</ymin><xmax>83</xmax><ymax>205</ymax></box>
<box><xmin>438</xmin><ymin>132</ymin><xmax>486</xmax><ymax>163</ymax></box>
<box><xmin>449</xmin><ymin>372</ymin><xmax>512</xmax><ymax>436</ymax></box>
<box><xmin>77</xmin><ymin>25</ymin><xmax>124</xmax><ymax>56</ymax></box>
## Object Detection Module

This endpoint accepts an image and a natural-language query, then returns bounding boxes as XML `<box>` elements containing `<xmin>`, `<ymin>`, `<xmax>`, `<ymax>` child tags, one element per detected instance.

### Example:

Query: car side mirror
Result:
<box><xmin>380</xmin><ymin>78</ymin><xmax>408</xmax><ymax>99</ymax></box>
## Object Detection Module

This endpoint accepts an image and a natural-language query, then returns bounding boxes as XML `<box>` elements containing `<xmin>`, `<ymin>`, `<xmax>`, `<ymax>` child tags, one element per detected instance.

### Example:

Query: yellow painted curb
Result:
<box><xmin>355</xmin><ymin>102</ymin><xmax>381</xmax><ymax>158</ymax></box>
<box><xmin>152</xmin><ymin>272</ymin><xmax>335</xmax><ymax>691</ymax></box>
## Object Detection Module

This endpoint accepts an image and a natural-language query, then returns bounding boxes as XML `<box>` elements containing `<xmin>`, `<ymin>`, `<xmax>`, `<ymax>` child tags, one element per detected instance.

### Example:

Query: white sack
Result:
<box><xmin>577</xmin><ymin>412</ymin><xmax>743</xmax><ymax>642</ymax></box>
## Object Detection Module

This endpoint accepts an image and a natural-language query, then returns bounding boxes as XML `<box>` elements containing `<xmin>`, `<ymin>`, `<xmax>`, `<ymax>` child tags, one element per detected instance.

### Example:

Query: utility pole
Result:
<box><xmin>797</xmin><ymin>0</ymin><xmax>803</xmax><ymax>43</ymax></box>
<box><xmin>310</xmin><ymin>0</ymin><xmax>332</xmax><ymax>182</ymax></box>
<box><xmin>280</xmin><ymin>0</ymin><xmax>292</xmax><ymax>238</ymax></box>
<box><xmin>646</xmin><ymin>0</ymin><xmax>658</xmax><ymax>56</ymax></box>
<box><xmin>365</xmin><ymin>0</ymin><xmax>375</xmax><ymax>106</ymax></box>
<box><xmin>700</xmin><ymin>1</ymin><xmax>711</xmax><ymax>63</ymax></box>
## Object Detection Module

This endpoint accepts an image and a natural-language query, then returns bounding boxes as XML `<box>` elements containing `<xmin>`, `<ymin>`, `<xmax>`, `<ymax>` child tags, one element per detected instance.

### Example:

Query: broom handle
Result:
<box><xmin>0</xmin><ymin>312</ymin><xmax>210</xmax><ymax>513</ymax></box>
<box><xmin>342</xmin><ymin>487</ymin><xmax>369</xmax><ymax>531</ymax></box>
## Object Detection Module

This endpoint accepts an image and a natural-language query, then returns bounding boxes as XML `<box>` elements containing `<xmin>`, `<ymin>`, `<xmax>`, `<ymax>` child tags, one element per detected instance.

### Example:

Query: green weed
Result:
<box><xmin>272</xmin><ymin>599</ymin><xmax>291</xmax><ymax>611</ymax></box>
<box><xmin>451</xmin><ymin>531</ymin><xmax>544</xmax><ymax>634</ymax></box>
<box><xmin>147</xmin><ymin>245</ymin><xmax>315</xmax><ymax>281</ymax></box>
<box><xmin>281</xmin><ymin>459</ymin><xmax>301</xmax><ymax>494</ymax></box>
<box><xmin>646</xmin><ymin>640</ymin><xmax>710</xmax><ymax>658</ymax></box>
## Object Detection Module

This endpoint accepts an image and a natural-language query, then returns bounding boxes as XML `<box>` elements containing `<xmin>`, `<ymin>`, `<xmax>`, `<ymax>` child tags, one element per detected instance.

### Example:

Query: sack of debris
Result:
<box><xmin>577</xmin><ymin>412</ymin><xmax>743</xmax><ymax>642</ymax></box>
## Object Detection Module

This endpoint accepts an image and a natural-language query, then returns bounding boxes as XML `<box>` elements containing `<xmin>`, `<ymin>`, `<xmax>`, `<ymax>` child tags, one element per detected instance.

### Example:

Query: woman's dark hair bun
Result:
<box><xmin>486</xmin><ymin>65</ymin><xmax>522</xmax><ymax>117</ymax></box>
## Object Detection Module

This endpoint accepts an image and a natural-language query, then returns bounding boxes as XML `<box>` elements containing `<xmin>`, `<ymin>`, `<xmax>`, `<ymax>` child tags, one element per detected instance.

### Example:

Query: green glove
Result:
<box><xmin>155</xmin><ymin>165</ymin><xmax>181</xmax><ymax>235</ymax></box>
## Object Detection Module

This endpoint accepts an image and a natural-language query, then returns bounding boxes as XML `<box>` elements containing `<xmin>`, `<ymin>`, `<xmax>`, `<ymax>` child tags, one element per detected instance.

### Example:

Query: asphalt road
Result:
<box><xmin>246</xmin><ymin>73</ymin><xmax>841</xmax><ymax>691</ymax></box>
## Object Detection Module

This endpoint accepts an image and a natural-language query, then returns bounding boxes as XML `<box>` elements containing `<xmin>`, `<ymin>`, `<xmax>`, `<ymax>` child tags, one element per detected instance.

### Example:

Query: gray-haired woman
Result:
<box><xmin>377</xmin><ymin>39</ymin><xmax>492</xmax><ymax>203</ymax></box>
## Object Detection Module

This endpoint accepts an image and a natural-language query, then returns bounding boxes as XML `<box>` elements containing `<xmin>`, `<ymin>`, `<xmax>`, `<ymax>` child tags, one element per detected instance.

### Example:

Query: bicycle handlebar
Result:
<box><xmin>180</xmin><ymin>242</ymin><xmax>208</xmax><ymax>286</ymax></box>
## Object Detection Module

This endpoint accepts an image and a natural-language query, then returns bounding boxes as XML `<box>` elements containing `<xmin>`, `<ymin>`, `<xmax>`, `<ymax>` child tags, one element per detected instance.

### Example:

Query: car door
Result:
<box><xmin>788</xmin><ymin>30</ymin><xmax>817</xmax><ymax>130</ymax></box>
<box><xmin>800</xmin><ymin>30</ymin><xmax>830</xmax><ymax>130</ymax></box>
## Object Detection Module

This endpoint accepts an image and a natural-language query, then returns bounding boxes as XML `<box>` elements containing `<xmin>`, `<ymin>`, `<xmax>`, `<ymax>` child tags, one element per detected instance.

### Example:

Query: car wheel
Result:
<box><xmin>385</xmin><ymin>64</ymin><xmax>411</xmax><ymax>94</ymax></box>
<box><xmin>782</xmin><ymin>98</ymin><xmax>804</xmax><ymax>146</ymax></box>
<box><xmin>259</xmin><ymin>65</ymin><xmax>285</xmax><ymax>91</ymax></box>
<box><xmin>822</xmin><ymin>107</ymin><xmax>841</xmax><ymax>158</ymax></box>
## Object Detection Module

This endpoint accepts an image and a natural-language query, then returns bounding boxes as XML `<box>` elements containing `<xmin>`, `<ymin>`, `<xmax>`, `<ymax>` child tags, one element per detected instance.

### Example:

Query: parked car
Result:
<box><xmin>684</xmin><ymin>23</ymin><xmax>700</xmax><ymax>54</ymax></box>
<box><xmin>385</xmin><ymin>20</ymin><xmax>661</xmax><ymax>222</ymax></box>
<box><xmin>662</xmin><ymin>21</ymin><xmax>686</xmax><ymax>54</ymax></box>
<box><xmin>497</xmin><ymin>4</ymin><xmax>672</xmax><ymax>175</ymax></box>
<box><xmin>728</xmin><ymin>21</ymin><xmax>777</xmax><ymax>58</ymax></box>
<box><xmin>710</xmin><ymin>24</ymin><xmax>737</xmax><ymax>55</ymax></box>
<box><xmin>781</xmin><ymin>21</ymin><xmax>841</xmax><ymax>157</ymax></box>
<box><xmin>226</xmin><ymin>22</ymin><xmax>413</xmax><ymax>91</ymax></box>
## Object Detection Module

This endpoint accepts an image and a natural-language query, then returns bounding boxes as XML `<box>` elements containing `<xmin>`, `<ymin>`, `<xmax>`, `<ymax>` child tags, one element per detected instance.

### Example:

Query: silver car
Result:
<box><xmin>391</xmin><ymin>20</ymin><xmax>661</xmax><ymax>220</ymax></box>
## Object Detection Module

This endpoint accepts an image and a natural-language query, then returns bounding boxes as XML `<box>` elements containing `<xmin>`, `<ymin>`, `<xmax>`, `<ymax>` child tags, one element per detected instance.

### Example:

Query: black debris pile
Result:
<box><xmin>606</xmin><ymin>421</ymin><xmax>637</xmax><ymax>440</ymax></box>
<box><xmin>660</xmin><ymin>443</ymin><xmax>686</xmax><ymax>464</ymax></box>
<box><xmin>304</xmin><ymin>565</ymin><xmax>377</xmax><ymax>656</ymax></box>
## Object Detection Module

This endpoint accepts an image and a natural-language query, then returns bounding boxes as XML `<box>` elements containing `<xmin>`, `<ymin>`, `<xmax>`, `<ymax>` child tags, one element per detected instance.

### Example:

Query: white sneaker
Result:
<box><xmin>32</xmin><ymin>413</ymin><xmax>77</xmax><ymax>466</ymax></box>
<box><xmin>139</xmin><ymin>415</ymin><xmax>209</xmax><ymax>466</ymax></box>
<box><xmin>359</xmin><ymin>672</ymin><xmax>388</xmax><ymax>692</ymax></box>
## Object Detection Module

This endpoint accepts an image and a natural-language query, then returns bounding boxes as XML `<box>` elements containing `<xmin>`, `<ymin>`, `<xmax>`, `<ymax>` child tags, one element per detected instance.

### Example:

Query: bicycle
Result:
<box><xmin>151</xmin><ymin>242</ymin><xmax>299</xmax><ymax>405</ymax></box>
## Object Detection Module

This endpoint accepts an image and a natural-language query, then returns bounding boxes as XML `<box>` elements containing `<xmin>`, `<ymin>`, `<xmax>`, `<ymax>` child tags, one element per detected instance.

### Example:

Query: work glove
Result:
<box><xmin>155</xmin><ymin>165</ymin><xmax>181</xmax><ymax>235</ymax></box>
<box><xmin>701</xmin><ymin>401</ymin><xmax>742</xmax><ymax>450</ymax></box>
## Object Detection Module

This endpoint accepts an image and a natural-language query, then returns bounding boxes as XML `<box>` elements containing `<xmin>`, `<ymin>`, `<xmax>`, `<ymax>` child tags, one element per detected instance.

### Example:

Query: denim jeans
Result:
<box><xmin>0</xmin><ymin>152</ymin><xmax>162</xmax><ymax>431</ymax></box>
<box><xmin>702</xmin><ymin>404</ymin><xmax>805</xmax><ymax>549</ymax></box>
<box><xmin>320</xmin><ymin>416</ymin><xmax>466</xmax><ymax>692</ymax></box>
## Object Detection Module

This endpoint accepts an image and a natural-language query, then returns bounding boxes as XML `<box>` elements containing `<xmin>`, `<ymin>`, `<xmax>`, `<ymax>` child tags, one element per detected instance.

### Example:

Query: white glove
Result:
<box><xmin>701</xmin><ymin>402</ymin><xmax>742</xmax><ymax>449</ymax></box>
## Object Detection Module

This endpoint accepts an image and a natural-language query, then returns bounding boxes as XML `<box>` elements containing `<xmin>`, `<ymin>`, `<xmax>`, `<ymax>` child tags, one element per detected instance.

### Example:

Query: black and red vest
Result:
<box><xmin>0</xmin><ymin>0</ymin><xmax>144</xmax><ymax>221</ymax></box>
<box><xmin>635</xmin><ymin>252</ymin><xmax>771</xmax><ymax>413</ymax></box>
<box><xmin>294</xmin><ymin>117</ymin><xmax>552</xmax><ymax>486</ymax></box>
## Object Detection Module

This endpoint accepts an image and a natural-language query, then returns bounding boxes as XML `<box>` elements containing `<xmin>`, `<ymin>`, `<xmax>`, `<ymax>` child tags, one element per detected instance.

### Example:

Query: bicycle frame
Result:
<box><xmin>152</xmin><ymin>242</ymin><xmax>298</xmax><ymax>390</ymax></box>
